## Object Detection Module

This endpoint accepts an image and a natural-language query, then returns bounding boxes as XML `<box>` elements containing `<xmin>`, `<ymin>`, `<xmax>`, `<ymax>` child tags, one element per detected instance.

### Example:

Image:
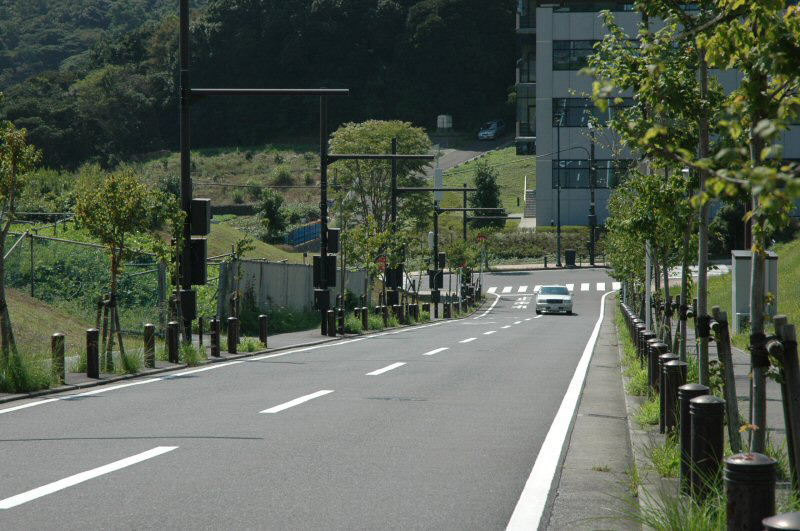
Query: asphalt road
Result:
<box><xmin>424</xmin><ymin>135</ymin><xmax>512</xmax><ymax>177</ymax></box>
<box><xmin>0</xmin><ymin>269</ymin><xmax>613</xmax><ymax>530</ymax></box>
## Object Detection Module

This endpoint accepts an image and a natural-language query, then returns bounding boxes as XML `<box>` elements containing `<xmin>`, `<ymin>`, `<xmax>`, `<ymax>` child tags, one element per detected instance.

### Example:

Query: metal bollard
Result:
<box><xmin>210</xmin><ymin>317</ymin><xmax>220</xmax><ymax>358</ymax></box>
<box><xmin>634</xmin><ymin>323</ymin><xmax>647</xmax><ymax>362</ymax></box>
<box><xmin>640</xmin><ymin>330</ymin><xmax>656</xmax><ymax>364</ymax></box>
<box><xmin>86</xmin><ymin>328</ymin><xmax>99</xmax><ymax>379</ymax></box>
<box><xmin>143</xmin><ymin>324</ymin><xmax>156</xmax><ymax>368</ymax></box>
<box><xmin>690</xmin><ymin>395</ymin><xmax>726</xmax><ymax>499</ymax></box>
<box><xmin>725</xmin><ymin>452</ymin><xmax>776</xmax><ymax>530</ymax></box>
<box><xmin>168</xmin><ymin>320</ymin><xmax>180</xmax><ymax>363</ymax></box>
<box><xmin>327</xmin><ymin>310</ymin><xmax>336</xmax><ymax>337</ymax></box>
<box><xmin>227</xmin><ymin>317</ymin><xmax>238</xmax><ymax>354</ymax></box>
<box><xmin>338</xmin><ymin>307</ymin><xmax>345</xmax><ymax>335</ymax></box>
<box><xmin>361</xmin><ymin>306</ymin><xmax>369</xmax><ymax>330</ymax></box>
<box><xmin>259</xmin><ymin>314</ymin><xmax>268</xmax><ymax>347</ymax></box>
<box><xmin>443</xmin><ymin>302</ymin><xmax>450</xmax><ymax>319</ymax></box>
<box><xmin>198</xmin><ymin>317</ymin><xmax>203</xmax><ymax>347</ymax></box>
<box><xmin>382</xmin><ymin>305</ymin><xmax>389</xmax><ymax>327</ymax></box>
<box><xmin>763</xmin><ymin>512</ymin><xmax>800</xmax><ymax>530</ymax></box>
<box><xmin>663</xmin><ymin>360</ymin><xmax>687</xmax><ymax>434</ymax></box>
<box><xmin>679</xmin><ymin>383</ymin><xmax>709</xmax><ymax>493</ymax></box>
<box><xmin>51</xmin><ymin>333</ymin><xmax>65</xmax><ymax>384</ymax></box>
<box><xmin>648</xmin><ymin>340</ymin><xmax>668</xmax><ymax>391</ymax></box>
<box><xmin>659</xmin><ymin>352</ymin><xmax>679</xmax><ymax>433</ymax></box>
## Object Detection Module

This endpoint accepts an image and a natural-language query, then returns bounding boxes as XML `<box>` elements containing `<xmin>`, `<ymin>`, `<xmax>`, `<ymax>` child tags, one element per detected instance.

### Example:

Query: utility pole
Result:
<box><xmin>318</xmin><ymin>96</ymin><xmax>330</xmax><ymax>334</ymax></box>
<box><xmin>556</xmin><ymin>118</ymin><xmax>562</xmax><ymax>267</ymax></box>
<box><xmin>179</xmin><ymin>0</ymin><xmax>193</xmax><ymax>341</ymax></box>
<box><xmin>433</xmin><ymin>203</ymin><xmax>440</xmax><ymax>318</ymax></box>
<box><xmin>463</xmin><ymin>183</ymin><xmax>468</xmax><ymax>242</ymax></box>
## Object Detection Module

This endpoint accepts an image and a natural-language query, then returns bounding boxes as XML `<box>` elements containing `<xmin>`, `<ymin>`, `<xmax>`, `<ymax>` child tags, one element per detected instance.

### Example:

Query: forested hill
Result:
<box><xmin>0</xmin><ymin>0</ymin><xmax>208</xmax><ymax>89</ymax></box>
<box><xmin>0</xmin><ymin>0</ymin><xmax>515</xmax><ymax>170</ymax></box>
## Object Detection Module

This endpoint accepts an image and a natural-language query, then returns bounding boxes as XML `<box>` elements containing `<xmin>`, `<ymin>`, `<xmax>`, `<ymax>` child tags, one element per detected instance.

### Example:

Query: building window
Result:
<box><xmin>552</xmin><ymin>159</ymin><xmax>634</xmax><ymax>189</ymax></box>
<box><xmin>553</xmin><ymin>97</ymin><xmax>633</xmax><ymax>127</ymax></box>
<box><xmin>553</xmin><ymin>41</ymin><xmax>598</xmax><ymax>71</ymax></box>
<box><xmin>552</xmin><ymin>2</ymin><xmax>636</xmax><ymax>12</ymax></box>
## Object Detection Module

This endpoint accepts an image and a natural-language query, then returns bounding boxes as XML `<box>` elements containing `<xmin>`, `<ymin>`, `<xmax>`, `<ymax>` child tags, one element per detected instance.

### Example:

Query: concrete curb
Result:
<box><xmin>0</xmin><ymin>300</ymin><xmax>486</xmax><ymax>406</ymax></box>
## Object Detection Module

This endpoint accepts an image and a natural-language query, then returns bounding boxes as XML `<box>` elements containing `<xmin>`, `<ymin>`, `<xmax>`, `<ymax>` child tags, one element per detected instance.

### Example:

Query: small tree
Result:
<box><xmin>469</xmin><ymin>160</ymin><xmax>506</xmax><ymax>229</ymax></box>
<box><xmin>257</xmin><ymin>188</ymin><xmax>288</xmax><ymax>242</ymax></box>
<box><xmin>76</xmin><ymin>169</ymin><xmax>154</xmax><ymax>370</ymax></box>
<box><xmin>0</xmin><ymin>122</ymin><xmax>41</xmax><ymax>359</ymax></box>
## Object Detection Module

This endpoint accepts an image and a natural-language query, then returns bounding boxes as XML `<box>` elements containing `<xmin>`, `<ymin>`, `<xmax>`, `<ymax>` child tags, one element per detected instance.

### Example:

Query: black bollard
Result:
<box><xmin>679</xmin><ymin>383</ymin><xmax>709</xmax><ymax>493</ymax></box>
<box><xmin>634</xmin><ymin>322</ymin><xmax>646</xmax><ymax>362</ymax></box>
<box><xmin>227</xmin><ymin>317</ymin><xmax>238</xmax><ymax>354</ymax></box>
<box><xmin>86</xmin><ymin>328</ymin><xmax>99</xmax><ymax>379</ymax></box>
<box><xmin>338</xmin><ymin>307</ymin><xmax>345</xmax><ymax>335</ymax></box>
<box><xmin>143</xmin><ymin>324</ymin><xmax>156</xmax><ymax>369</ymax></box>
<box><xmin>641</xmin><ymin>330</ymin><xmax>656</xmax><ymax>365</ymax></box>
<box><xmin>648</xmin><ymin>340</ymin><xmax>668</xmax><ymax>391</ymax></box>
<box><xmin>167</xmin><ymin>320</ymin><xmax>180</xmax><ymax>363</ymax></box>
<box><xmin>725</xmin><ymin>452</ymin><xmax>777</xmax><ymax>530</ymax></box>
<box><xmin>259</xmin><ymin>314</ymin><xmax>268</xmax><ymax>346</ymax></box>
<box><xmin>51</xmin><ymin>333</ymin><xmax>65</xmax><ymax>384</ymax></box>
<box><xmin>327</xmin><ymin>310</ymin><xmax>336</xmax><ymax>337</ymax></box>
<box><xmin>210</xmin><ymin>317</ymin><xmax>220</xmax><ymax>358</ymax></box>
<box><xmin>198</xmin><ymin>317</ymin><xmax>203</xmax><ymax>347</ymax></box>
<box><xmin>361</xmin><ymin>306</ymin><xmax>369</xmax><ymax>330</ymax></box>
<box><xmin>659</xmin><ymin>352</ymin><xmax>679</xmax><ymax>433</ymax></box>
<box><xmin>382</xmin><ymin>305</ymin><xmax>389</xmax><ymax>327</ymax></box>
<box><xmin>690</xmin><ymin>395</ymin><xmax>726</xmax><ymax>499</ymax></box>
<box><xmin>763</xmin><ymin>512</ymin><xmax>800</xmax><ymax>530</ymax></box>
<box><xmin>663</xmin><ymin>360</ymin><xmax>687</xmax><ymax>434</ymax></box>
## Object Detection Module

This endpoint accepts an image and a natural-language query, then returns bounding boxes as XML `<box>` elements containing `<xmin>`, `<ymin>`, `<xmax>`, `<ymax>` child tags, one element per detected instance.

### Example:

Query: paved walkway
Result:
<box><xmin>546</xmin><ymin>294</ymin><xmax>638</xmax><ymax>529</ymax></box>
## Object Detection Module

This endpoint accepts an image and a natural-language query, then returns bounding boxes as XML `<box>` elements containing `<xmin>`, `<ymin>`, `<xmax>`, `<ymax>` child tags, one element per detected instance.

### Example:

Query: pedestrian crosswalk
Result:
<box><xmin>486</xmin><ymin>282</ymin><xmax>618</xmax><ymax>295</ymax></box>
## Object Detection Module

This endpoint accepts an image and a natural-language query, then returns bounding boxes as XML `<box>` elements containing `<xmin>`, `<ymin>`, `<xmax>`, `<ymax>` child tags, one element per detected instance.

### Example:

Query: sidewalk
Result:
<box><xmin>545</xmin><ymin>295</ymin><xmax>639</xmax><ymax>529</ymax></box>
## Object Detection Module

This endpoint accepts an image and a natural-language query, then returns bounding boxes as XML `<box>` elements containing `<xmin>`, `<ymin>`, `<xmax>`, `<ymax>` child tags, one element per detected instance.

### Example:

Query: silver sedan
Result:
<box><xmin>535</xmin><ymin>285</ymin><xmax>573</xmax><ymax>315</ymax></box>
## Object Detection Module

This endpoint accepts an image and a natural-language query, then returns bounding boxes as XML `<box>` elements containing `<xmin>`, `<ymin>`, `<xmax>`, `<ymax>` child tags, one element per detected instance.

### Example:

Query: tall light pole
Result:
<box><xmin>589</xmin><ymin>126</ymin><xmax>596</xmax><ymax>266</ymax></box>
<box><xmin>556</xmin><ymin>113</ymin><xmax>562</xmax><ymax>267</ymax></box>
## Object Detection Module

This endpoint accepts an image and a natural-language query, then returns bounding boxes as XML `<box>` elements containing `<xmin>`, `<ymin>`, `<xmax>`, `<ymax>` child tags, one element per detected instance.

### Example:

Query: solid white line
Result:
<box><xmin>0</xmin><ymin>446</ymin><xmax>177</xmax><ymax>510</ymax></box>
<box><xmin>260</xmin><ymin>390</ymin><xmax>334</xmax><ymax>414</ymax></box>
<box><xmin>366</xmin><ymin>362</ymin><xmax>406</xmax><ymax>376</ymax></box>
<box><xmin>612</xmin><ymin>281</ymin><xmax>621</xmax><ymax>290</ymax></box>
<box><xmin>502</xmin><ymin>286</ymin><xmax>512</xmax><ymax>294</ymax></box>
<box><xmin>596</xmin><ymin>282</ymin><xmax>606</xmax><ymax>291</ymax></box>
<box><xmin>518</xmin><ymin>285</ymin><xmax>528</xmax><ymax>293</ymax></box>
<box><xmin>487</xmin><ymin>287</ymin><xmax>498</xmax><ymax>294</ymax></box>
<box><xmin>566</xmin><ymin>283</ymin><xmax>574</xmax><ymax>292</ymax></box>
<box><xmin>580</xmin><ymin>283</ymin><xmax>590</xmax><ymax>291</ymax></box>
<box><xmin>506</xmin><ymin>290</ymin><xmax>614</xmax><ymax>530</ymax></box>
<box><xmin>460</xmin><ymin>337</ymin><xmax>477</xmax><ymax>343</ymax></box>
<box><xmin>483</xmin><ymin>331</ymin><xmax>497</xmax><ymax>335</ymax></box>
<box><xmin>422</xmin><ymin>347</ymin><xmax>449</xmax><ymax>356</ymax></box>
<box><xmin>474</xmin><ymin>293</ymin><xmax>501</xmax><ymax>319</ymax></box>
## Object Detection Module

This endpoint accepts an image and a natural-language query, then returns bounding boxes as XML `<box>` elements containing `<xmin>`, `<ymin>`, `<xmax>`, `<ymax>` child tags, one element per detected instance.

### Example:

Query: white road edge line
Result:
<box><xmin>506</xmin><ymin>290</ymin><xmax>614</xmax><ymax>531</ymax></box>
<box><xmin>534</xmin><ymin>315</ymin><xmax>543</xmax><ymax>319</ymax></box>
<box><xmin>366</xmin><ymin>362</ymin><xmax>406</xmax><ymax>376</ymax></box>
<box><xmin>0</xmin><ymin>446</ymin><xmax>177</xmax><ymax>510</ymax></box>
<box><xmin>460</xmin><ymin>337</ymin><xmax>477</xmax><ymax>343</ymax></box>
<box><xmin>422</xmin><ymin>347</ymin><xmax>449</xmax><ymax>356</ymax></box>
<box><xmin>474</xmin><ymin>293</ymin><xmax>501</xmax><ymax>319</ymax></box>
<box><xmin>260</xmin><ymin>390</ymin><xmax>334</xmax><ymax>414</ymax></box>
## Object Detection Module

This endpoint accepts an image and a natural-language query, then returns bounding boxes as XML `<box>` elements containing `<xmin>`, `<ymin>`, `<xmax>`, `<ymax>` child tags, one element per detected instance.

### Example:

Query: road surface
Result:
<box><xmin>0</xmin><ymin>269</ymin><xmax>615</xmax><ymax>530</ymax></box>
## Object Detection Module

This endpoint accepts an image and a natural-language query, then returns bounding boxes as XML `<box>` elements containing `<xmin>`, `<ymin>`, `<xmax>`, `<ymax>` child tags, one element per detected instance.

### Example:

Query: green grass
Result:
<box><xmin>0</xmin><ymin>350</ymin><xmax>55</xmax><ymax>393</ymax></box>
<box><xmin>179</xmin><ymin>343</ymin><xmax>206</xmax><ymax>367</ymax></box>
<box><xmin>239</xmin><ymin>337</ymin><xmax>263</xmax><ymax>353</ymax></box>
<box><xmin>367</xmin><ymin>314</ymin><xmax>385</xmax><ymax>331</ymax></box>
<box><xmin>616</xmin><ymin>303</ymin><xmax>650</xmax><ymax>396</ymax></box>
<box><xmin>647</xmin><ymin>435</ymin><xmax>681</xmax><ymax>478</ymax></box>
<box><xmin>634</xmin><ymin>397</ymin><xmax>660</xmax><ymax>427</ymax></box>
<box><xmin>206</xmin><ymin>220</ymin><xmax>304</xmax><ymax>263</ymax></box>
<box><xmin>344</xmin><ymin>315</ymin><xmax>363</xmax><ymax>334</ymax></box>
<box><xmin>438</xmin><ymin>146</ymin><xmax>533</xmax><ymax>233</ymax></box>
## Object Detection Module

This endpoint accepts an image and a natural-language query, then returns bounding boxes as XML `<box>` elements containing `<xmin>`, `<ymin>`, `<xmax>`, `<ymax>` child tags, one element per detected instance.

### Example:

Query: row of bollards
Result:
<box><xmin>620</xmin><ymin>299</ymin><xmax>799</xmax><ymax>528</ymax></box>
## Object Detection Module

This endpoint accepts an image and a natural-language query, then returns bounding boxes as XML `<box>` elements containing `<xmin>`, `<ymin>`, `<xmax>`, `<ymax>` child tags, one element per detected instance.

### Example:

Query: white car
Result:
<box><xmin>536</xmin><ymin>285</ymin><xmax>573</xmax><ymax>315</ymax></box>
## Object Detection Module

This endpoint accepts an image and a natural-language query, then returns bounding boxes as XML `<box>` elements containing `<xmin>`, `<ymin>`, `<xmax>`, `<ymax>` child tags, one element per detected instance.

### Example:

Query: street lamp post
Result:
<box><xmin>589</xmin><ymin>127</ymin><xmax>596</xmax><ymax>266</ymax></box>
<box><xmin>556</xmin><ymin>118</ymin><xmax>562</xmax><ymax>267</ymax></box>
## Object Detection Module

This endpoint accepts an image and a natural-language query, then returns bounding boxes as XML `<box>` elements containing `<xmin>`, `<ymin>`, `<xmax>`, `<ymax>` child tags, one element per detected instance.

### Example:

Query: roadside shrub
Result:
<box><xmin>420</xmin><ymin>311</ymin><xmax>430</xmax><ymax>322</ymax></box>
<box><xmin>344</xmin><ymin>316</ymin><xmax>362</xmax><ymax>334</ymax></box>
<box><xmin>180</xmin><ymin>343</ymin><xmax>206</xmax><ymax>366</ymax></box>
<box><xmin>271</xmin><ymin>166</ymin><xmax>294</xmax><ymax>186</ymax></box>
<box><xmin>0</xmin><ymin>352</ymin><xmax>53</xmax><ymax>393</ymax></box>
<box><xmin>634</xmin><ymin>396</ymin><xmax>659</xmax><ymax>427</ymax></box>
<box><xmin>367</xmin><ymin>314</ymin><xmax>385</xmax><ymax>330</ymax></box>
<box><xmin>239</xmin><ymin>337</ymin><xmax>262</xmax><ymax>353</ymax></box>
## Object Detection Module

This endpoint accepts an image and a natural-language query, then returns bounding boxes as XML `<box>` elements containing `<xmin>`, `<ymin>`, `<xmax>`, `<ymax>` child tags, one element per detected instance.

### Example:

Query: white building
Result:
<box><xmin>515</xmin><ymin>1</ymin><xmax>800</xmax><ymax>229</ymax></box>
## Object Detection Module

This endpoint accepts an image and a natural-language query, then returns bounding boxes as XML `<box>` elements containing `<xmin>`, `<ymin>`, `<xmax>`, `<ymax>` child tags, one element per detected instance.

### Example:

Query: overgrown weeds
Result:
<box><xmin>634</xmin><ymin>397</ymin><xmax>660</xmax><ymax>427</ymax></box>
<box><xmin>647</xmin><ymin>435</ymin><xmax>680</xmax><ymax>478</ymax></box>
<box><xmin>0</xmin><ymin>351</ymin><xmax>53</xmax><ymax>393</ymax></box>
<box><xmin>239</xmin><ymin>337</ymin><xmax>262</xmax><ymax>353</ymax></box>
<box><xmin>180</xmin><ymin>343</ymin><xmax>206</xmax><ymax>366</ymax></box>
<box><xmin>344</xmin><ymin>316</ymin><xmax>362</xmax><ymax>334</ymax></box>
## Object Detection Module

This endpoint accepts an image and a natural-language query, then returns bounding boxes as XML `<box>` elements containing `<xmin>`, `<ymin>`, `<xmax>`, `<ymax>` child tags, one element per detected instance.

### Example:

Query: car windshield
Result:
<box><xmin>481</xmin><ymin>122</ymin><xmax>495</xmax><ymax>130</ymax></box>
<box><xmin>539</xmin><ymin>286</ymin><xmax>569</xmax><ymax>295</ymax></box>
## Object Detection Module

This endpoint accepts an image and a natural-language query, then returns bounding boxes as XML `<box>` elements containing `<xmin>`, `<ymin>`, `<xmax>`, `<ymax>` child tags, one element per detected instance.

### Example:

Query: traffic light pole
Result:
<box><xmin>433</xmin><ymin>203</ymin><xmax>439</xmax><ymax>318</ymax></box>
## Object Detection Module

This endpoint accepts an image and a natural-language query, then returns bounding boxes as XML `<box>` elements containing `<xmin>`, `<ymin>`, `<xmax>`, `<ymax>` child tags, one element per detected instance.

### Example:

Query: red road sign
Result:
<box><xmin>376</xmin><ymin>256</ymin><xmax>386</xmax><ymax>271</ymax></box>
<box><xmin>477</xmin><ymin>235</ymin><xmax>486</xmax><ymax>243</ymax></box>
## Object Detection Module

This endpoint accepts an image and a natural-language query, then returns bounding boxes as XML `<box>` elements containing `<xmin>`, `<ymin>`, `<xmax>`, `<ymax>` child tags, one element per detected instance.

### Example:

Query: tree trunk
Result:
<box><xmin>0</xmin><ymin>247</ymin><xmax>9</xmax><ymax>362</ymax></box>
<box><xmin>679</xmin><ymin>220</ymin><xmax>691</xmax><ymax>362</ymax></box>
<box><xmin>696</xmin><ymin>48</ymin><xmax>711</xmax><ymax>386</ymax></box>
<box><xmin>662</xmin><ymin>249</ymin><xmax>671</xmax><ymax>344</ymax></box>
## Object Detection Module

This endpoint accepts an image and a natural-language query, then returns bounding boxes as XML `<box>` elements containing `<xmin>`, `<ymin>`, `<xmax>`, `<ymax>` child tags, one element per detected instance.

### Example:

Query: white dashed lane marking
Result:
<box><xmin>422</xmin><ymin>347</ymin><xmax>449</xmax><ymax>356</ymax></box>
<box><xmin>366</xmin><ymin>363</ymin><xmax>406</xmax><ymax>376</ymax></box>
<box><xmin>460</xmin><ymin>338</ymin><xmax>477</xmax><ymax>343</ymax></box>
<box><xmin>566</xmin><ymin>284</ymin><xmax>574</xmax><ymax>292</ymax></box>
<box><xmin>487</xmin><ymin>287</ymin><xmax>497</xmax><ymax>294</ymax></box>
<box><xmin>502</xmin><ymin>286</ymin><xmax>512</xmax><ymax>294</ymax></box>
<box><xmin>580</xmin><ymin>283</ymin><xmax>590</xmax><ymax>291</ymax></box>
<box><xmin>596</xmin><ymin>282</ymin><xmax>606</xmax><ymax>291</ymax></box>
<box><xmin>261</xmin><ymin>390</ymin><xmax>334</xmax><ymax>414</ymax></box>
<box><xmin>484</xmin><ymin>331</ymin><xmax>497</xmax><ymax>335</ymax></box>
<box><xmin>518</xmin><ymin>285</ymin><xmax>528</xmax><ymax>293</ymax></box>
